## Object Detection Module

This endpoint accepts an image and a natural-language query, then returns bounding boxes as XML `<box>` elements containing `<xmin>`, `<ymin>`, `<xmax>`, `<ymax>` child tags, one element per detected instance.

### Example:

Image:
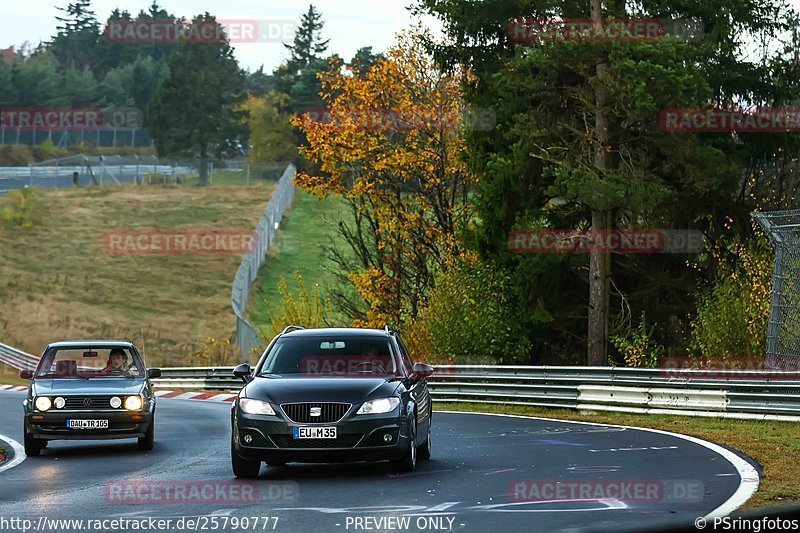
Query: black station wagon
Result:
<box><xmin>230</xmin><ymin>326</ymin><xmax>434</xmax><ymax>478</ymax></box>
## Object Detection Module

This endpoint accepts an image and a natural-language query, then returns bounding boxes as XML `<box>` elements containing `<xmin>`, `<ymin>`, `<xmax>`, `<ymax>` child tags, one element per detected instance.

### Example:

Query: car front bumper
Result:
<box><xmin>233</xmin><ymin>410</ymin><xmax>411</xmax><ymax>463</ymax></box>
<box><xmin>25</xmin><ymin>410</ymin><xmax>154</xmax><ymax>440</ymax></box>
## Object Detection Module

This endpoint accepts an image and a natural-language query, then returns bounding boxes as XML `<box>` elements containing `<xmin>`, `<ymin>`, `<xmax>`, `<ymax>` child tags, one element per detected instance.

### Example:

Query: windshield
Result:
<box><xmin>37</xmin><ymin>347</ymin><xmax>145</xmax><ymax>379</ymax></box>
<box><xmin>259</xmin><ymin>336</ymin><xmax>398</xmax><ymax>377</ymax></box>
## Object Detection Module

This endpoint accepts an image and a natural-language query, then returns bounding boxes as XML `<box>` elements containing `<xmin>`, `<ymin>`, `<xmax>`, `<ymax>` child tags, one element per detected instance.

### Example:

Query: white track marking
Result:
<box><xmin>0</xmin><ymin>435</ymin><xmax>26</xmax><ymax>474</ymax></box>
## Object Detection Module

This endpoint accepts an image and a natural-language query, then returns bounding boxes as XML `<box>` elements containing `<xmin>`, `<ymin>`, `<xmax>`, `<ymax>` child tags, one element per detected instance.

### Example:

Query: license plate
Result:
<box><xmin>66</xmin><ymin>419</ymin><xmax>109</xmax><ymax>429</ymax></box>
<box><xmin>293</xmin><ymin>426</ymin><xmax>337</xmax><ymax>439</ymax></box>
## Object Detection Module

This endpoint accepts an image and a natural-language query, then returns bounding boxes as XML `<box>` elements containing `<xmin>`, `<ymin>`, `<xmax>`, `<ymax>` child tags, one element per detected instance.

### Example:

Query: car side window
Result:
<box><xmin>396</xmin><ymin>336</ymin><xmax>414</xmax><ymax>374</ymax></box>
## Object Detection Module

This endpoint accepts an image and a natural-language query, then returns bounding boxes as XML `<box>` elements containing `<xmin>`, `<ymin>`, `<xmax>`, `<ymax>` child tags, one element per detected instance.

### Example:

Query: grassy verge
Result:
<box><xmin>179</xmin><ymin>163</ymin><xmax>290</xmax><ymax>187</ymax></box>
<box><xmin>0</xmin><ymin>182</ymin><xmax>275</xmax><ymax>367</ymax></box>
<box><xmin>249</xmin><ymin>189</ymin><xmax>352</xmax><ymax>330</ymax></box>
<box><xmin>209</xmin><ymin>170</ymin><xmax>251</xmax><ymax>186</ymax></box>
<box><xmin>0</xmin><ymin>361</ymin><xmax>28</xmax><ymax>387</ymax></box>
<box><xmin>180</xmin><ymin>170</ymin><xmax>254</xmax><ymax>187</ymax></box>
<box><xmin>435</xmin><ymin>402</ymin><xmax>800</xmax><ymax>510</ymax></box>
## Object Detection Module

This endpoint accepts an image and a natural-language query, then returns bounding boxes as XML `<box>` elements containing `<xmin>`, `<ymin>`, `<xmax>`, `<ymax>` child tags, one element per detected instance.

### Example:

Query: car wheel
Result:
<box><xmin>231</xmin><ymin>438</ymin><xmax>261</xmax><ymax>479</ymax></box>
<box><xmin>138</xmin><ymin>419</ymin><xmax>154</xmax><ymax>451</ymax></box>
<box><xmin>23</xmin><ymin>423</ymin><xmax>44</xmax><ymax>457</ymax></box>
<box><xmin>418</xmin><ymin>415</ymin><xmax>431</xmax><ymax>461</ymax></box>
<box><xmin>391</xmin><ymin>416</ymin><xmax>417</xmax><ymax>472</ymax></box>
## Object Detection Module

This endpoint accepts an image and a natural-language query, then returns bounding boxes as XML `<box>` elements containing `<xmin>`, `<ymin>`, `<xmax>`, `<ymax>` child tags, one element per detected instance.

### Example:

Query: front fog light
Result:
<box><xmin>35</xmin><ymin>396</ymin><xmax>51</xmax><ymax>411</ymax></box>
<box><xmin>54</xmin><ymin>397</ymin><xmax>65</xmax><ymax>409</ymax></box>
<box><xmin>383</xmin><ymin>433</ymin><xmax>393</xmax><ymax>442</ymax></box>
<box><xmin>125</xmin><ymin>395</ymin><xmax>143</xmax><ymax>411</ymax></box>
<box><xmin>243</xmin><ymin>434</ymin><xmax>253</xmax><ymax>444</ymax></box>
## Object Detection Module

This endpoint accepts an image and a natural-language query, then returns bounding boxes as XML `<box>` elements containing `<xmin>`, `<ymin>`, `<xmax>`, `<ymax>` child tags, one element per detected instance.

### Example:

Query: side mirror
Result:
<box><xmin>147</xmin><ymin>368</ymin><xmax>162</xmax><ymax>379</ymax></box>
<box><xmin>410</xmin><ymin>362</ymin><xmax>435</xmax><ymax>381</ymax></box>
<box><xmin>233</xmin><ymin>363</ymin><xmax>252</xmax><ymax>383</ymax></box>
<box><xmin>19</xmin><ymin>369</ymin><xmax>33</xmax><ymax>379</ymax></box>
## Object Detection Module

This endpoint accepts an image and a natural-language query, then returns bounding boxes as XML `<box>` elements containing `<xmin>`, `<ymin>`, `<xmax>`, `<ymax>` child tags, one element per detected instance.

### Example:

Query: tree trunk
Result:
<box><xmin>587</xmin><ymin>0</ymin><xmax>609</xmax><ymax>366</ymax></box>
<box><xmin>588</xmin><ymin>210</ymin><xmax>610</xmax><ymax>365</ymax></box>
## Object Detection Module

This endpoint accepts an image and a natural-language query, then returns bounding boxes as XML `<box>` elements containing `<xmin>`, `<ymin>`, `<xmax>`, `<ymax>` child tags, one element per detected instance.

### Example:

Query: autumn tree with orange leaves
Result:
<box><xmin>292</xmin><ymin>27</ymin><xmax>475</xmax><ymax>329</ymax></box>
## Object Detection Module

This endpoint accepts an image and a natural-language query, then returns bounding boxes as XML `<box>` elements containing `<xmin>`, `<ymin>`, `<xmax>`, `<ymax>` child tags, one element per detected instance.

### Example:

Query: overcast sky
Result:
<box><xmin>0</xmin><ymin>0</ymin><xmax>440</xmax><ymax>72</ymax></box>
<box><xmin>3</xmin><ymin>1</ymin><xmax>799</xmax><ymax>73</ymax></box>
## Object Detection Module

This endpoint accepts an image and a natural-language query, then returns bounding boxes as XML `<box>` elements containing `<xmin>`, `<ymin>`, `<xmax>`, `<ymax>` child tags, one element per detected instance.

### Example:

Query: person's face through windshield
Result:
<box><xmin>108</xmin><ymin>351</ymin><xmax>126</xmax><ymax>371</ymax></box>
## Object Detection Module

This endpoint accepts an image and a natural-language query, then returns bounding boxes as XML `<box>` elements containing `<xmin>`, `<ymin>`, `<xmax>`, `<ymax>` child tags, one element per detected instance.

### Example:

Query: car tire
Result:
<box><xmin>23</xmin><ymin>424</ymin><xmax>44</xmax><ymax>457</ymax></box>
<box><xmin>231</xmin><ymin>438</ymin><xmax>261</xmax><ymax>479</ymax></box>
<box><xmin>138</xmin><ymin>419</ymin><xmax>155</xmax><ymax>451</ymax></box>
<box><xmin>391</xmin><ymin>416</ymin><xmax>417</xmax><ymax>472</ymax></box>
<box><xmin>418</xmin><ymin>414</ymin><xmax>431</xmax><ymax>461</ymax></box>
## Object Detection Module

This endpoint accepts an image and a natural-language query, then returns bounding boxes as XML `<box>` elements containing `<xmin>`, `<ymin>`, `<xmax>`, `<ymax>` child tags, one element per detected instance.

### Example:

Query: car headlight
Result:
<box><xmin>35</xmin><ymin>396</ymin><xmax>51</xmax><ymax>412</ymax></box>
<box><xmin>239</xmin><ymin>398</ymin><xmax>275</xmax><ymax>415</ymax></box>
<box><xmin>357</xmin><ymin>397</ymin><xmax>400</xmax><ymax>415</ymax></box>
<box><xmin>54</xmin><ymin>397</ymin><xmax>65</xmax><ymax>409</ymax></box>
<box><xmin>124</xmin><ymin>395</ymin><xmax>143</xmax><ymax>411</ymax></box>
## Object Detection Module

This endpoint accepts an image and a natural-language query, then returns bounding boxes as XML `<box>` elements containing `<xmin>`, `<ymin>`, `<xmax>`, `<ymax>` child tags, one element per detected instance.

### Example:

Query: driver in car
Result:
<box><xmin>360</xmin><ymin>345</ymin><xmax>388</xmax><ymax>374</ymax></box>
<box><xmin>103</xmin><ymin>348</ymin><xmax>128</xmax><ymax>373</ymax></box>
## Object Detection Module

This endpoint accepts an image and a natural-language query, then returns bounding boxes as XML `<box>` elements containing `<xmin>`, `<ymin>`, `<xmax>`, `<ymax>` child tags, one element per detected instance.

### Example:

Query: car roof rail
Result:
<box><xmin>281</xmin><ymin>325</ymin><xmax>306</xmax><ymax>335</ymax></box>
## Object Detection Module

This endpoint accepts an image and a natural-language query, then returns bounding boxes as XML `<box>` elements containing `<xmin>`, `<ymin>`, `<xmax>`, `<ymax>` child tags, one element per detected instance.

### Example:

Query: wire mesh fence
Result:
<box><xmin>0</xmin><ymin>127</ymin><xmax>153</xmax><ymax>148</ymax></box>
<box><xmin>753</xmin><ymin>210</ymin><xmax>800</xmax><ymax>370</ymax></box>
<box><xmin>0</xmin><ymin>155</ymin><xmax>291</xmax><ymax>193</ymax></box>
<box><xmin>232</xmin><ymin>163</ymin><xmax>296</xmax><ymax>359</ymax></box>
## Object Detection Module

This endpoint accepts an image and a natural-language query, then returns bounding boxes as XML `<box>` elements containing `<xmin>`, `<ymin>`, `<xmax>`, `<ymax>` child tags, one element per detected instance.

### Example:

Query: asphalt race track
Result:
<box><xmin>0</xmin><ymin>390</ymin><xmax>759</xmax><ymax>532</ymax></box>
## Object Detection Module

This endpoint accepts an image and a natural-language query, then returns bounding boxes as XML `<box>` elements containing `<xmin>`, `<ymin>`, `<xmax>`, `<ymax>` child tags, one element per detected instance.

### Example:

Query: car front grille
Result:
<box><xmin>280</xmin><ymin>402</ymin><xmax>351</xmax><ymax>423</ymax></box>
<box><xmin>270</xmin><ymin>434</ymin><xmax>362</xmax><ymax>449</ymax></box>
<box><xmin>62</xmin><ymin>396</ymin><xmax>116</xmax><ymax>410</ymax></box>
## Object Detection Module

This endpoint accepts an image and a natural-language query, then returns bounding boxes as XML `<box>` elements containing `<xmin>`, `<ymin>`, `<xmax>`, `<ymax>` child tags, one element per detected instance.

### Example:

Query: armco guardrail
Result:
<box><xmin>144</xmin><ymin>364</ymin><xmax>800</xmax><ymax>421</ymax></box>
<box><xmin>3</xmin><ymin>347</ymin><xmax>800</xmax><ymax>421</ymax></box>
<box><xmin>232</xmin><ymin>164</ymin><xmax>296</xmax><ymax>359</ymax></box>
<box><xmin>0</xmin><ymin>342</ymin><xmax>38</xmax><ymax>371</ymax></box>
<box><xmin>153</xmin><ymin>366</ymin><xmax>241</xmax><ymax>391</ymax></box>
<box><xmin>426</xmin><ymin>365</ymin><xmax>800</xmax><ymax>420</ymax></box>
